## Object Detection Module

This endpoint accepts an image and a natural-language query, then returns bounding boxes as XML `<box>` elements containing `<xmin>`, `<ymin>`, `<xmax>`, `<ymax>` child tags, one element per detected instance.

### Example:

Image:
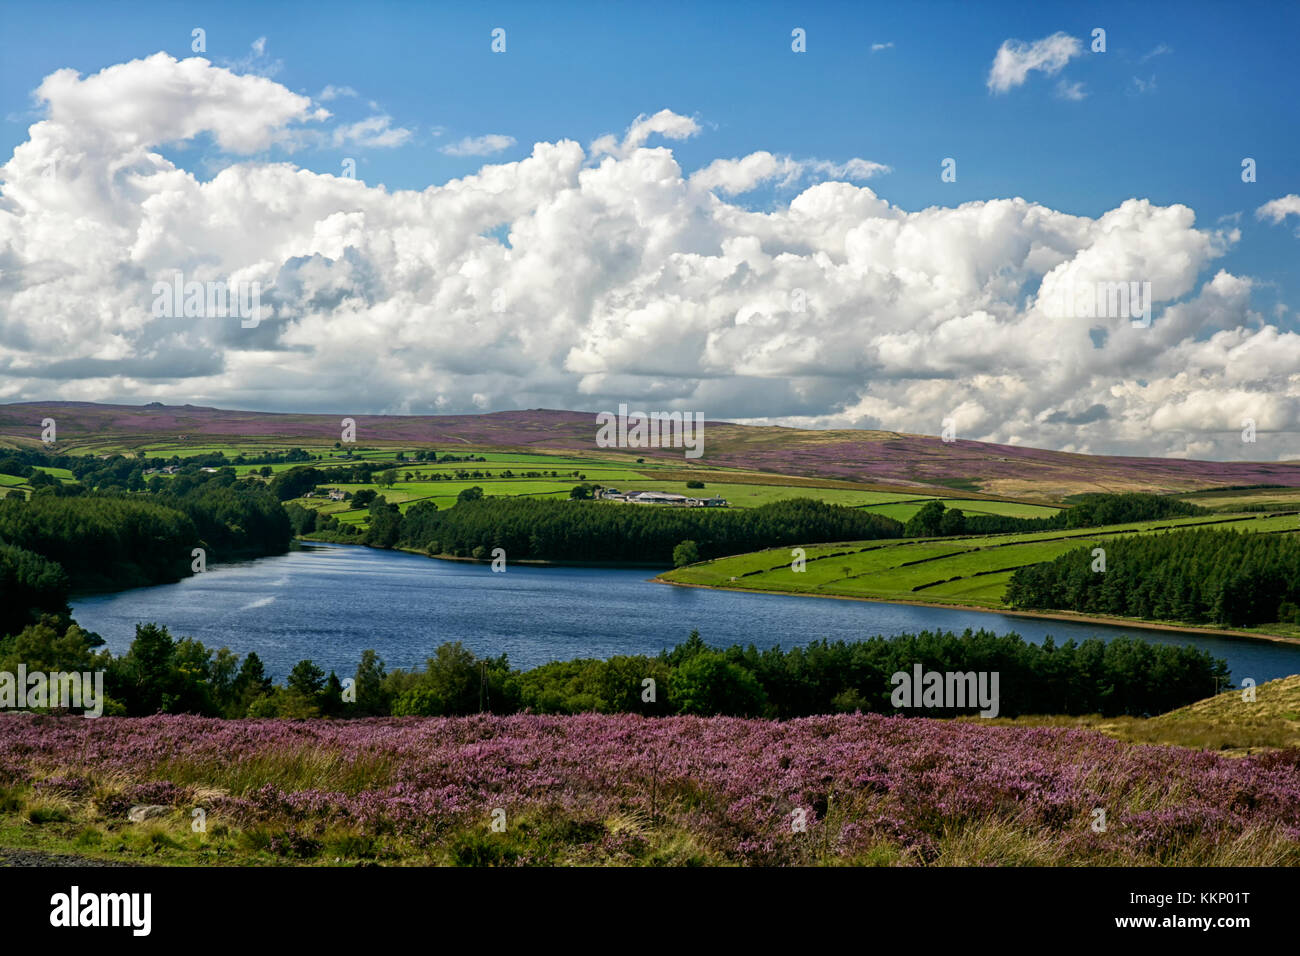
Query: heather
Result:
<box><xmin>7</xmin><ymin>402</ymin><xmax>1300</xmax><ymax>495</ymax></box>
<box><xmin>1</xmin><ymin>712</ymin><xmax>1297</xmax><ymax>866</ymax></box>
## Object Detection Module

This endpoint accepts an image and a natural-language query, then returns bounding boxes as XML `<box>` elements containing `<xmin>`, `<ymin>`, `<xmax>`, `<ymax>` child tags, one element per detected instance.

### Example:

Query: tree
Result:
<box><xmin>686</xmin><ymin>480</ymin><xmax>705</xmax><ymax>489</ymax></box>
<box><xmin>569</xmin><ymin>483</ymin><xmax>593</xmax><ymax>500</ymax></box>
<box><xmin>320</xmin><ymin>671</ymin><xmax>345</xmax><ymax>716</ymax></box>
<box><xmin>457</xmin><ymin>486</ymin><xmax>484</xmax><ymax>503</ymax></box>
<box><xmin>391</xmin><ymin>642</ymin><xmax>481</xmax><ymax>716</ymax></box>
<box><xmin>231</xmin><ymin>652</ymin><xmax>273</xmax><ymax>715</ymax></box>
<box><xmin>270</xmin><ymin>467</ymin><xmax>325</xmax><ymax>501</ymax></box>
<box><xmin>668</xmin><ymin>652</ymin><xmax>766</xmax><ymax>716</ymax></box>
<box><xmin>940</xmin><ymin>507</ymin><xmax>966</xmax><ymax>536</ymax></box>
<box><xmin>904</xmin><ymin>499</ymin><xmax>946</xmax><ymax>537</ymax></box>
<box><xmin>351</xmin><ymin>488</ymin><xmax>377</xmax><ymax>509</ymax></box>
<box><xmin>378</xmin><ymin>469</ymin><xmax>398</xmax><ymax>489</ymax></box>
<box><xmin>0</xmin><ymin>542</ymin><xmax>69</xmax><ymax>636</ymax></box>
<box><xmin>120</xmin><ymin>622</ymin><xmax>176</xmax><ymax>714</ymax></box>
<box><xmin>289</xmin><ymin>659</ymin><xmax>326</xmax><ymax>697</ymax></box>
<box><xmin>672</xmin><ymin>540</ymin><xmax>701</xmax><ymax>567</ymax></box>
<box><xmin>353</xmin><ymin>649</ymin><xmax>389</xmax><ymax>715</ymax></box>
<box><xmin>365</xmin><ymin>505</ymin><xmax>402</xmax><ymax>548</ymax></box>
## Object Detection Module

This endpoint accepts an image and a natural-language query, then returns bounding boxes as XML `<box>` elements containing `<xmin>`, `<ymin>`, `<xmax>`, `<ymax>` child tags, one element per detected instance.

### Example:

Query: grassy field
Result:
<box><xmin>661</xmin><ymin>512</ymin><xmax>1299</xmax><ymax>616</ymax></box>
<box><xmin>3</xmin><ymin>432</ymin><xmax>1075</xmax><ymax>525</ymax></box>
<box><xmin>1176</xmin><ymin>486</ymin><xmax>1300</xmax><ymax>512</ymax></box>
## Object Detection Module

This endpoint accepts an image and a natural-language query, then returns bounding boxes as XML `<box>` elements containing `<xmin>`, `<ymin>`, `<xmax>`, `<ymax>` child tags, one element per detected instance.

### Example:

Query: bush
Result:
<box><xmin>672</xmin><ymin>540</ymin><xmax>701</xmax><ymax>567</ymax></box>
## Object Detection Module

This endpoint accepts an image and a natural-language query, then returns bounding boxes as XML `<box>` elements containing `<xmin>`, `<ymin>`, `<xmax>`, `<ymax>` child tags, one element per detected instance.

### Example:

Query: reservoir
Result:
<box><xmin>71</xmin><ymin>543</ymin><xmax>1300</xmax><ymax>684</ymax></box>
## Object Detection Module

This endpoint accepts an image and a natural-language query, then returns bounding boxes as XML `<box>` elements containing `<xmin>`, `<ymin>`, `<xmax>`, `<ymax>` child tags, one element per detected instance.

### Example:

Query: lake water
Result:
<box><xmin>71</xmin><ymin>543</ymin><xmax>1300</xmax><ymax>684</ymax></box>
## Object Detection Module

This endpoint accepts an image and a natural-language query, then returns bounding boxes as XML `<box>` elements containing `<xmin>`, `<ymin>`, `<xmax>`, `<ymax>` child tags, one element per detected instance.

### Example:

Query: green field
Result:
<box><xmin>1176</xmin><ymin>487</ymin><xmax>1300</xmax><ymax>512</ymax></box>
<box><xmin>30</xmin><ymin>437</ymin><xmax>1075</xmax><ymax>532</ymax></box>
<box><xmin>661</xmin><ymin>512</ymin><xmax>1298</xmax><ymax>612</ymax></box>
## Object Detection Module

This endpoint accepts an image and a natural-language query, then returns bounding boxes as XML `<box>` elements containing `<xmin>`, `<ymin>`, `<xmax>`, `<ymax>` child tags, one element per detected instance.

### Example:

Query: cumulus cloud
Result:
<box><xmin>0</xmin><ymin>53</ymin><xmax>1296</xmax><ymax>459</ymax></box>
<box><xmin>590</xmin><ymin>109</ymin><xmax>701</xmax><ymax>158</ymax></box>
<box><xmin>871</xmin><ymin>42</ymin><xmax>893</xmax><ymax>52</ymax></box>
<box><xmin>1257</xmin><ymin>194</ymin><xmax>1300</xmax><ymax>224</ymax></box>
<box><xmin>988</xmin><ymin>32</ymin><xmax>1082</xmax><ymax>93</ymax></box>
<box><xmin>688</xmin><ymin>153</ymin><xmax>890</xmax><ymax>195</ymax></box>
<box><xmin>441</xmin><ymin>134</ymin><xmax>517</xmax><ymax>157</ymax></box>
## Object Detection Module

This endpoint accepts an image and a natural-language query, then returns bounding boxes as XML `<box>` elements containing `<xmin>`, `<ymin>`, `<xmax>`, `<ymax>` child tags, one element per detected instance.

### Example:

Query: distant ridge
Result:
<box><xmin>2</xmin><ymin>400</ymin><xmax>1298</xmax><ymax>500</ymax></box>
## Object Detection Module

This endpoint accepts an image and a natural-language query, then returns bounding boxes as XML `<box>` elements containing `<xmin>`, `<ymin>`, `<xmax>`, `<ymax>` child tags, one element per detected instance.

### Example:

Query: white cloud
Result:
<box><xmin>1139</xmin><ymin>43</ymin><xmax>1172</xmax><ymax>63</ymax></box>
<box><xmin>988</xmin><ymin>32</ymin><xmax>1082</xmax><ymax>93</ymax></box>
<box><xmin>221</xmin><ymin>36</ymin><xmax>283</xmax><ymax>78</ymax></box>
<box><xmin>29</xmin><ymin>52</ymin><xmax>325</xmax><ymax>154</ymax></box>
<box><xmin>808</xmin><ymin>158</ymin><xmax>892</xmax><ymax>180</ymax></box>
<box><xmin>871</xmin><ymin>42</ymin><xmax>893</xmax><ymax>52</ymax></box>
<box><xmin>332</xmin><ymin>114</ymin><xmax>413</xmax><ymax>148</ymax></box>
<box><xmin>689</xmin><ymin>153</ymin><xmax>890</xmax><ymax>194</ymax></box>
<box><xmin>440</xmin><ymin>134</ymin><xmax>517</xmax><ymax>157</ymax></box>
<box><xmin>0</xmin><ymin>53</ymin><xmax>1295</xmax><ymax>459</ymax></box>
<box><xmin>1055</xmin><ymin>80</ymin><xmax>1087</xmax><ymax>101</ymax></box>
<box><xmin>590</xmin><ymin>109</ymin><xmax>701</xmax><ymax>158</ymax></box>
<box><xmin>319</xmin><ymin>85</ymin><xmax>358</xmax><ymax>101</ymax></box>
<box><xmin>1257</xmin><ymin>194</ymin><xmax>1300</xmax><ymax>224</ymax></box>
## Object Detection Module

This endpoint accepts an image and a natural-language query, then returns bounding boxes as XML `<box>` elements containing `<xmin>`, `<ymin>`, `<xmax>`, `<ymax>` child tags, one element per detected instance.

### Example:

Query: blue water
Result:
<box><xmin>70</xmin><ymin>543</ymin><xmax>1300</xmax><ymax>684</ymax></box>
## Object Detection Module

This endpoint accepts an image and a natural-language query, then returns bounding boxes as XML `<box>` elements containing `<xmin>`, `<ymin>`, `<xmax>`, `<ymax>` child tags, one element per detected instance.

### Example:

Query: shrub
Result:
<box><xmin>672</xmin><ymin>540</ymin><xmax>701</xmax><ymax>567</ymax></box>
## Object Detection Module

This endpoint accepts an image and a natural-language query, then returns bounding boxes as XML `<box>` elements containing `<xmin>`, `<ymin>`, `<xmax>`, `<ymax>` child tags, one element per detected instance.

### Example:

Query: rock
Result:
<box><xmin>127</xmin><ymin>805</ymin><xmax>170</xmax><ymax>823</ymax></box>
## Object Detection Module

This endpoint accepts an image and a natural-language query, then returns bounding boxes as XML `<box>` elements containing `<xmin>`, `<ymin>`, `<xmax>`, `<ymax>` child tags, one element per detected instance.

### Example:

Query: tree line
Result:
<box><xmin>902</xmin><ymin>493</ymin><xmax>1208</xmax><ymax>538</ymax></box>
<box><xmin>2</xmin><ymin>620</ymin><xmax>1228</xmax><ymax>720</ymax></box>
<box><xmin>391</xmin><ymin>496</ymin><xmax>905</xmax><ymax>564</ymax></box>
<box><xmin>1006</xmin><ymin>527</ymin><xmax>1300</xmax><ymax>627</ymax></box>
<box><xmin>0</xmin><ymin>472</ymin><xmax>291</xmax><ymax>638</ymax></box>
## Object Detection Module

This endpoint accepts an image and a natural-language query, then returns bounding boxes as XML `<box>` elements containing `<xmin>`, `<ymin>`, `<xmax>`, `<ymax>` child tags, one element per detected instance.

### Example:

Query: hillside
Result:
<box><xmin>3</xmin><ymin>401</ymin><xmax>1299</xmax><ymax>500</ymax></box>
<box><xmin>3</xmin><ymin>709</ymin><xmax>1298</xmax><ymax>866</ymax></box>
<box><xmin>977</xmin><ymin>675</ymin><xmax>1300</xmax><ymax>755</ymax></box>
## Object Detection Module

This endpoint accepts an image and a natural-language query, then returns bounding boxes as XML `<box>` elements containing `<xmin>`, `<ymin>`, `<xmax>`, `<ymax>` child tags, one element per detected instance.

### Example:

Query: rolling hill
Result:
<box><xmin>2</xmin><ymin>400</ymin><xmax>1299</xmax><ymax>500</ymax></box>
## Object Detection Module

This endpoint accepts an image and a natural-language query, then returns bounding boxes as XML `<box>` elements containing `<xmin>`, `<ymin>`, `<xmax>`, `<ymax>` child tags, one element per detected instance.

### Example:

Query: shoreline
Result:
<box><xmin>655</xmin><ymin>577</ymin><xmax>1300</xmax><ymax>648</ymax></box>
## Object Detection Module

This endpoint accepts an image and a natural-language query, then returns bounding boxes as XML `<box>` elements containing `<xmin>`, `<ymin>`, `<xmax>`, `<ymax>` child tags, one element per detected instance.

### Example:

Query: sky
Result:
<box><xmin>0</xmin><ymin>0</ymin><xmax>1298</xmax><ymax>459</ymax></box>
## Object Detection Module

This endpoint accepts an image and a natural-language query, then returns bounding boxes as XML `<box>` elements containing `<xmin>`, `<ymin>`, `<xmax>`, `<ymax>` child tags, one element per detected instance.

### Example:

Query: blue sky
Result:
<box><xmin>3</xmin><ymin>0</ymin><xmax>1297</xmax><ymax>307</ymax></box>
<box><xmin>0</xmin><ymin>0</ymin><xmax>1297</xmax><ymax>455</ymax></box>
